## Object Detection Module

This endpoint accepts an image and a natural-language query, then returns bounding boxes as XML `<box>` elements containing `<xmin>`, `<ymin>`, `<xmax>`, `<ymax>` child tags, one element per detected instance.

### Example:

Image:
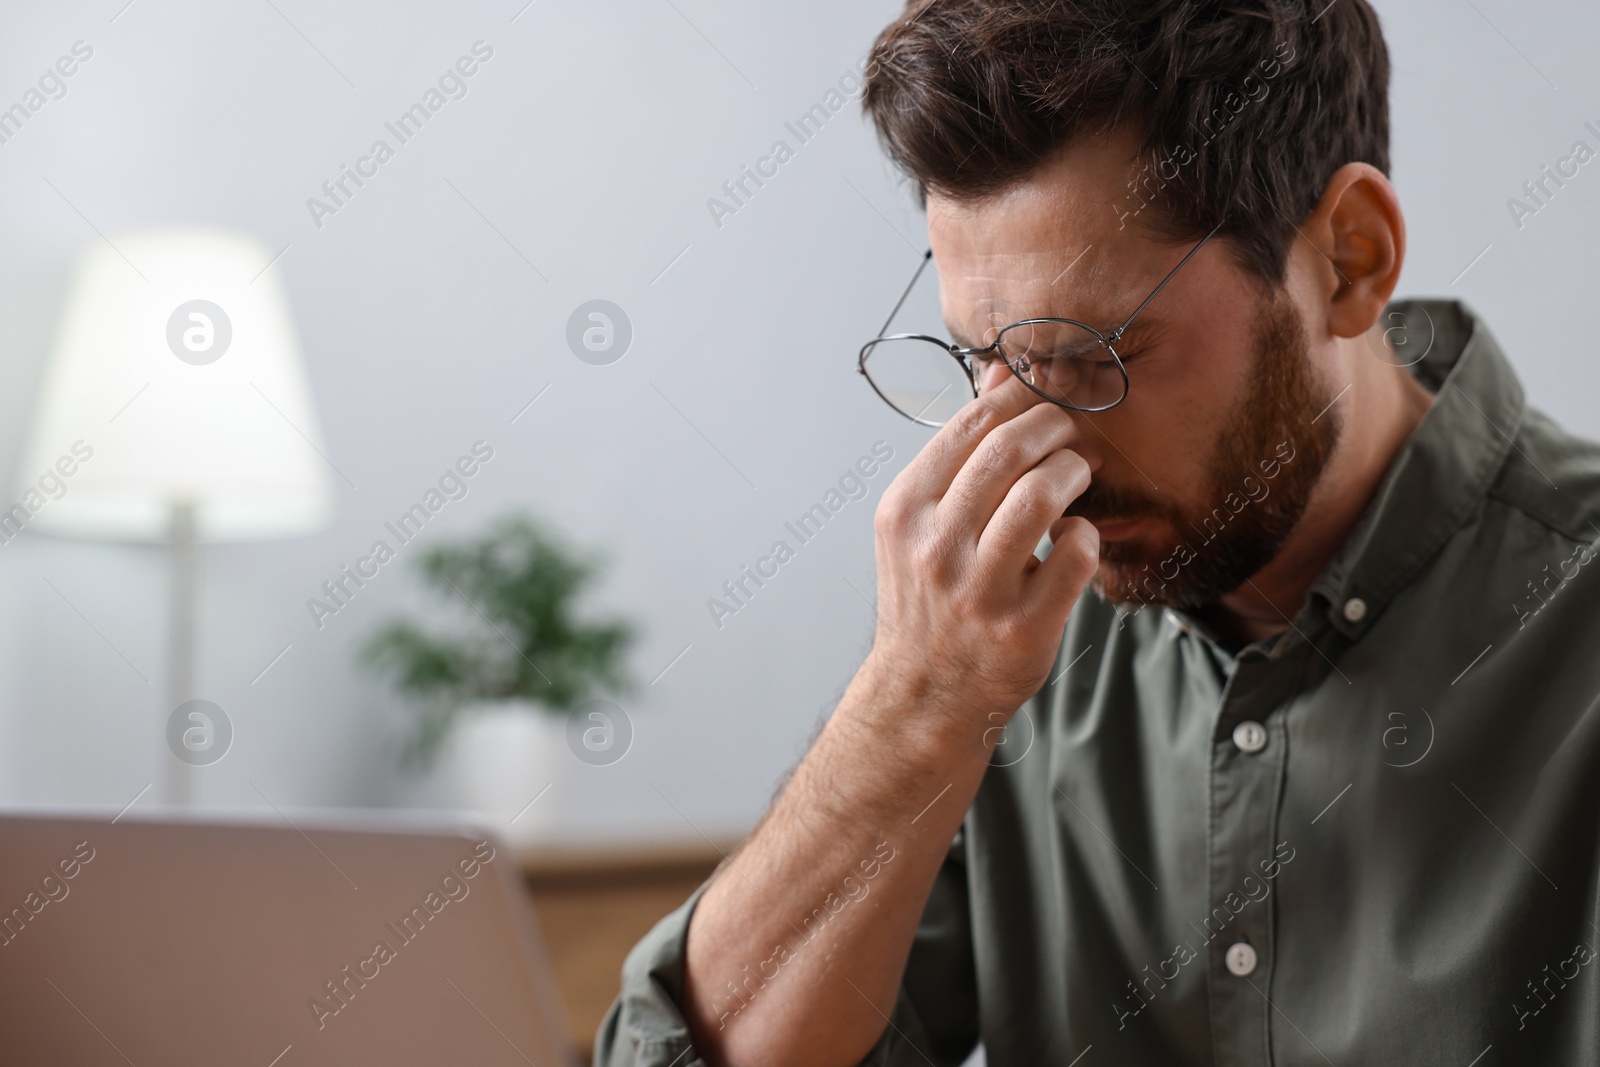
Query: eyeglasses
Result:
<box><xmin>857</xmin><ymin>218</ymin><xmax>1226</xmax><ymax>426</ymax></box>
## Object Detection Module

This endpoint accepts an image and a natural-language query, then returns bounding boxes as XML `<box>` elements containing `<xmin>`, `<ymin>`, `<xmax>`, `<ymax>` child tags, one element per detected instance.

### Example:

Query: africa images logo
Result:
<box><xmin>706</xmin><ymin>441</ymin><xmax>895</xmax><ymax>629</ymax></box>
<box><xmin>309</xmin><ymin>841</ymin><xmax>496</xmax><ymax>1030</ymax></box>
<box><xmin>304</xmin><ymin>41</ymin><xmax>494</xmax><ymax>229</ymax></box>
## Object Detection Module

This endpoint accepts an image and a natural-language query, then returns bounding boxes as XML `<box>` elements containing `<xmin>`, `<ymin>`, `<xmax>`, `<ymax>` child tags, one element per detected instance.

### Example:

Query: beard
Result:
<box><xmin>1065</xmin><ymin>284</ymin><xmax>1341</xmax><ymax>611</ymax></box>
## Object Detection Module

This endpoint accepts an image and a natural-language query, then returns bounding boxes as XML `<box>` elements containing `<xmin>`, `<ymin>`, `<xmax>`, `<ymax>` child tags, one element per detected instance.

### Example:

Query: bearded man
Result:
<box><xmin>597</xmin><ymin>1</ymin><xmax>1600</xmax><ymax>1064</ymax></box>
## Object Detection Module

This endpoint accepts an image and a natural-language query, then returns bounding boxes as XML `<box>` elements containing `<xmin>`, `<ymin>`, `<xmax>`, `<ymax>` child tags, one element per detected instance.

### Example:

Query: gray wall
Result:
<box><xmin>0</xmin><ymin>0</ymin><xmax>1595</xmax><ymax>844</ymax></box>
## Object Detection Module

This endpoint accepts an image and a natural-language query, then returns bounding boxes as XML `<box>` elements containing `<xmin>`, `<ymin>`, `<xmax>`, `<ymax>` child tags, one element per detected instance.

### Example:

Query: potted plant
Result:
<box><xmin>361</xmin><ymin>513</ymin><xmax>638</xmax><ymax>841</ymax></box>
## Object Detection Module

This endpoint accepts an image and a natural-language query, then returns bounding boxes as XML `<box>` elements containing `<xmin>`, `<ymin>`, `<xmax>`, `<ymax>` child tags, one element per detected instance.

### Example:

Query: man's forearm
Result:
<box><xmin>680</xmin><ymin>375</ymin><xmax>1101</xmax><ymax>1066</ymax></box>
<box><xmin>682</xmin><ymin>659</ymin><xmax>993</xmax><ymax>1067</ymax></box>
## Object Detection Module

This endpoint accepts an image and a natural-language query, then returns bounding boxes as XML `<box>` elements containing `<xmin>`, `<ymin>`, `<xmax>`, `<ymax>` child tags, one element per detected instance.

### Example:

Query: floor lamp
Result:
<box><xmin>20</xmin><ymin>228</ymin><xmax>334</xmax><ymax>805</ymax></box>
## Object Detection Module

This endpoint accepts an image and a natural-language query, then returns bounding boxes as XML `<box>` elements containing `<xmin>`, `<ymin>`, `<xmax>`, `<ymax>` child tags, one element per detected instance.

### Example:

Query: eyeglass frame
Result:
<box><xmin>857</xmin><ymin>216</ymin><xmax>1228</xmax><ymax>426</ymax></box>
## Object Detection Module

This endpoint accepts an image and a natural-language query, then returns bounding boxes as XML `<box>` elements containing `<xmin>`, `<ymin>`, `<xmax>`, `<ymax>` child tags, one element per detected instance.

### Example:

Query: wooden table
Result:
<box><xmin>520</xmin><ymin>842</ymin><xmax>732</xmax><ymax>1060</ymax></box>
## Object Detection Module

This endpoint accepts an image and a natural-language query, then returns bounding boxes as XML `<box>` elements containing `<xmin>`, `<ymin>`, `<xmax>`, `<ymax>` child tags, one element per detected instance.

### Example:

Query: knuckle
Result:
<box><xmin>995</xmin><ymin>623</ymin><xmax>1032</xmax><ymax>656</ymax></box>
<box><xmin>1008</xmin><ymin>478</ymin><xmax>1046</xmax><ymax>519</ymax></box>
<box><xmin>1059</xmin><ymin>450</ymin><xmax>1092</xmax><ymax>490</ymax></box>
<box><xmin>1057</xmin><ymin>519</ymin><xmax>1101</xmax><ymax>570</ymax></box>
<box><xmin>874</xmin><ymin>493</ymin><xmax>906</xmax><ymax>535</ymax></box>
<box><xmin>975</xmin><ymin>431</ymin><xmax>1025</xmax><ymax>477</ymax></box>
<box><xmin>991</xmin><ymin>614</ymin><xmax>1037</xmax><ymax>657</ymax></box>
<box><xmin>951</xmin><ymin>401</ymin><xmax>999</xmax><ymax>441</ymax></box>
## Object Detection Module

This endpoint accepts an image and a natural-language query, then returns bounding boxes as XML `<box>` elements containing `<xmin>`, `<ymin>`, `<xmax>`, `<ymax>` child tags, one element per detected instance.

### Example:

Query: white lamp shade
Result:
<box><xmin>19</xmin><ymin>228</ymin><xmax>335</xmax><ymax>543</ymax></box>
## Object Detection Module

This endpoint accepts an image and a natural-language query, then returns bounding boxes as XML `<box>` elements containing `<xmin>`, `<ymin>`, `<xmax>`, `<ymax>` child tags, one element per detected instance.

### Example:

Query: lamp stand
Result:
<box><xmin>165</xmin><ymin>501</ymin><xmax>198</xmax><ymax>805</ymax></box>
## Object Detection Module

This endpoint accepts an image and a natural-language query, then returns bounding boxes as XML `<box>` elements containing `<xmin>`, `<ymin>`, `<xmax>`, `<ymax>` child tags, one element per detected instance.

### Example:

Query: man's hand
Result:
<box><xmin>864</xmin><ymin>372</ymin><xmax>1102</xmax><ymax>736</ymax></box>
<box><xmin>682</xmin><ymin>374</ymin><xmax>1101</xmax><ymax>1067</ymax></box>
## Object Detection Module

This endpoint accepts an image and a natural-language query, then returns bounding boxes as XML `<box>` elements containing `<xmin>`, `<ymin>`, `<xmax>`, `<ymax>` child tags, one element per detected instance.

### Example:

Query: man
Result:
<box><xmin>597</xmin><ymin>1</ymin><xmax>1600</xmax><ymax>1064</ymax></box>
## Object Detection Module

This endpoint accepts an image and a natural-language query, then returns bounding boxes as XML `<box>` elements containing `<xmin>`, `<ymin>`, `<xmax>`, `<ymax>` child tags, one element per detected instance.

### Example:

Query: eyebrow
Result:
<box><xmin>945</xmin><ymin>322</ymin><xmax>982</xmax><ymax>349</ymax></box>
<box><xmin>1112</xmin><ymin>315</ymin><xmax>1163</xmax><ymax>342</ymax></box>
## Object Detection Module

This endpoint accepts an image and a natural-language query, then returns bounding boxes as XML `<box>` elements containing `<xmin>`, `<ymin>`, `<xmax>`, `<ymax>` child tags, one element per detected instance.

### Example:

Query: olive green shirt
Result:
<box><xmin>595</xmin><ymin>299</ymin><xmax>1600</xmax><ymax>1066</ymax></box>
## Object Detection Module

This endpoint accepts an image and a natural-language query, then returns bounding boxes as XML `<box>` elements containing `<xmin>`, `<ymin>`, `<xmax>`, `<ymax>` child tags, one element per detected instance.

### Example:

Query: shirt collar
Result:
<box><xmin>1309</xmin><ymin>298</ymin><xmax>1522</xmax><ymax>639</ymax></box>
<box><xmin>1168</xmin><ymin>298</ymin><xmax>1523</xmax><ymax>649</ymax></box>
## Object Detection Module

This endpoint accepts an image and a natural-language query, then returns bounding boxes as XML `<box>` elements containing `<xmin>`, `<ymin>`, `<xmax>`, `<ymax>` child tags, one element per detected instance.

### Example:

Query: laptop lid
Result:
<box><xmin>0</xmin><ymin>810</ymin><xmax>577</xmax><ymax>1066</ymax></box>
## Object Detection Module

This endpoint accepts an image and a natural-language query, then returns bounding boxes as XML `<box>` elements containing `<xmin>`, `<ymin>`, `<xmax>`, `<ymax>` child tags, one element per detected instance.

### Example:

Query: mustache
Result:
<box><xmin>1065</xmin><ymin>479</ymin><xmax>1172</xmax><ymax>524</ymax></box>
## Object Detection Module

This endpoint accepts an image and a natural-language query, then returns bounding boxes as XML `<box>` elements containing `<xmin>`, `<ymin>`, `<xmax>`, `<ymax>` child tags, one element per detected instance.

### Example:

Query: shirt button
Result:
<box><xmin>1342</xmin><ymin>596</ymin><xmax>1368</xmax><ymax>623</ymax></box>
<box><xmin>1231</xmin><ymin>720</ymin><xmax>1267</xmax><ymax>754</ymax></box>
<box><xmin>1225</xmin><ymin>942</ymin><xmax>1258</xmax><ymax>977</ymax></box>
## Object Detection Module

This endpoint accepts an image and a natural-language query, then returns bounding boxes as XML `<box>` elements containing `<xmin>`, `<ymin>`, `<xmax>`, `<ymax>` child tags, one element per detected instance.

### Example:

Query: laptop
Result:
<box><xmin>0</xmin><ymin>810</ymin><xmax>578</xmax><ymax>1066</ymax></box>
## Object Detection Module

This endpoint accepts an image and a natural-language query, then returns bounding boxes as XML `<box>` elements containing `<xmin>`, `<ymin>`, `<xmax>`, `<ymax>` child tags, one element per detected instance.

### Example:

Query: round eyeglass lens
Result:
<box><xmin>994</xmin><ymin>320</ymin><xmax>1127</xmax><ymax>412</ymax></box>
<box><xmin>860</xmin><ymin>336</ymin><xmax>976</xmax><ymax>426</ymax></box>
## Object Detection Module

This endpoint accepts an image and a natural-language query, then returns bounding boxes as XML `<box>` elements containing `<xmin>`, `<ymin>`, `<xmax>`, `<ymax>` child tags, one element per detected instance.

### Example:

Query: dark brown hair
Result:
<box><xmin>862</xmin><ymin>0</ymin><xmax>1390</xmax><ymax>284</ymax></box>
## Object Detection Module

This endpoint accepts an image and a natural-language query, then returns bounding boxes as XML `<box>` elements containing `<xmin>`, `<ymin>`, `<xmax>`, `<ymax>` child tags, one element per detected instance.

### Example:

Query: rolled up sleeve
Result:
<box><xmin>592</xmin><ymin>829</ymin><xmax>977</xmax><ymax>1067</ymax></box>
<box><xmin>592</xmin><ymin>876</ymin><xmax>715</xmax><ymax>1067</ymax></box>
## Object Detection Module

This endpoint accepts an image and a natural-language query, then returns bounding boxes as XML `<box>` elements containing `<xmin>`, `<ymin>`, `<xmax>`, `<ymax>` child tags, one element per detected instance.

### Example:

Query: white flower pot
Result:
<box><xmin>402</xmin><ymin>700</ymin><xmax>569</xmax><ymax>847</ymax></box>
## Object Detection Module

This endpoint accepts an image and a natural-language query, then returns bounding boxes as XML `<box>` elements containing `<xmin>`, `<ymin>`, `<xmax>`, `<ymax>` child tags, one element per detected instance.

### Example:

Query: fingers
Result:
<box><xmin>1022</xmin><ymin>516</ymin><xmax>1099</xmax><ymax>620</ymax></box>
<box><xmin>976</xmin><ymin>447</ymin><xmax>1093</xmax><ymax>567</ymax></box>
<box><xmin>942</xmin><ymin>398</ymin><xmax>1088</xmax><ymax>543</ymax></box>
<box><xmin>901</xmin><ymin>375</ymin><xmax>1074</xmax><ymax>511</ymax></box>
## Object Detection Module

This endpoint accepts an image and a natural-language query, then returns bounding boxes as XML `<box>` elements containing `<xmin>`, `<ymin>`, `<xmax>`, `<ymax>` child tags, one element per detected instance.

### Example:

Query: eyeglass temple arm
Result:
<box><xmin>1107</xmin><ymin>217</ymin><xmax>1227</xmax><ymax>342</ymax></box>
<box><xmin>877</xmin><ymin>250</ymin><xmax>935</xmax><ymax>338</ymax></box>
<box><xmin>877</xmin><ymin>221</ymin><xmax>1222</xmax><ymax>348</ymax></box>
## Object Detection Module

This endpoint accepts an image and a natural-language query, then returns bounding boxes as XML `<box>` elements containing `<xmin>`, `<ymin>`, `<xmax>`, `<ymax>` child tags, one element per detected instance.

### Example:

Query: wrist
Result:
<box><xmin>836</xmin><ymin>654</ymin><xmax>999</xmax><ymax>767</ymax></box>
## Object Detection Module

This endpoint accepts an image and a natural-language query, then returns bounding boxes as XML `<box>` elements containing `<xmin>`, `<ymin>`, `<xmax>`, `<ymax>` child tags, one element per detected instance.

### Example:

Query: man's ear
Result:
<box><xmin>1299</xmin><ymin>162</ymin><xmax>1405</xmax><ymax>339</ymax></box>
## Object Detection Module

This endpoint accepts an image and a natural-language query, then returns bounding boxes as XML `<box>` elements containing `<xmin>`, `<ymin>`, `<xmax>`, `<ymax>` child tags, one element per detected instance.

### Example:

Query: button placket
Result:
<box><xmin>1206</xmin><ymin>657</ymin><xmax>1290</xmax><ymax>1067</ymax></box>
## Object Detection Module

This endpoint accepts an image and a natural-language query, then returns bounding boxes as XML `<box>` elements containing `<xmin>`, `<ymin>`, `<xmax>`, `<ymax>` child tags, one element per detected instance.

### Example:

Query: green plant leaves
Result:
<box><xmin>359</xmin><ymin>513</ymin><xmax>639</xmax><ymax>766</ymax></box>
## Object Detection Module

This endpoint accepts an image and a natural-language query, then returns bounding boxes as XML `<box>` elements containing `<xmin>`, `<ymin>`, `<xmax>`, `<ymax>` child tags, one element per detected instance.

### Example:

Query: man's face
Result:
<box><xmin>926</xmin><ymin>128</ymin><xmax>1342</xmax><ymax>610</ymax></box>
